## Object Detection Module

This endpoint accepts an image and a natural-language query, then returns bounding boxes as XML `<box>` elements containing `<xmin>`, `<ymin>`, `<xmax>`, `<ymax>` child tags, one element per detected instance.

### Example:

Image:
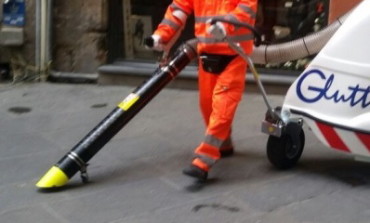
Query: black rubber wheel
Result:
<box><xmin>267</xmin><ymin>122</ymin><xmax>305</xmax><ymax>169</ymax></box>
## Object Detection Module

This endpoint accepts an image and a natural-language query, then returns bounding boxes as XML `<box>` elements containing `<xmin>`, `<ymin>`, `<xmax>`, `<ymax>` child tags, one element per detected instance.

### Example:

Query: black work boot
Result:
<box><xmin>220</xmin><ymin>147</ymin><xmax>234</xmax><ymax>158</ymax></box>
<box><xmin>182</xmin><ymin>165</ymin><xmax>208</xmax><ymax>181</ymax></box>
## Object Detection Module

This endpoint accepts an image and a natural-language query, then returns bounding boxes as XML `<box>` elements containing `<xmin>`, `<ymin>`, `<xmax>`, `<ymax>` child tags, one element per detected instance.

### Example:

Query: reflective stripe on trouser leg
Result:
<box><xmin>205</xmin><ymin>134</ymin><xmax>233</xmax><ymax>150</ymax></box>
<box><xmin>192</xmin><ymin>153</ymin><xmax>218</xmax><ymax>171</ymax></box>
<box><xmin>194</xmin><ymin>56</ymin><xmax>247</xmax><ymax>168</ymax></box>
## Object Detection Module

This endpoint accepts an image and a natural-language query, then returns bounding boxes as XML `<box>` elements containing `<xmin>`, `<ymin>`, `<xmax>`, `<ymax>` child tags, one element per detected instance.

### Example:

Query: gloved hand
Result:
<box><xmin>207</xmin><ymin>21</ymin><xmax>227</xmax><ymax>40</ymax></box>
<box><xmin>144</xmin><ymin>35</ymin><xmax>164</xmax><ymax>51</ymax></box>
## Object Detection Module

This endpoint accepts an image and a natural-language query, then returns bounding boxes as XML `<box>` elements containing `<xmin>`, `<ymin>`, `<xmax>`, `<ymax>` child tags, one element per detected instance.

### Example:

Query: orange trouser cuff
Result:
<box><xmin>192</xmin><ymin>158</ymin><xmax>210</xmax><ymax>171</ymax></box>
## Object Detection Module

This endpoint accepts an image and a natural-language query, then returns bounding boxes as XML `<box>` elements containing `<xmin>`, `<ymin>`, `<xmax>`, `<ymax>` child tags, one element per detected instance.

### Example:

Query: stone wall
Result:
<box><xmin>8</xmin><ymin>0</ymin><xmax>108</xmax><ymax>75</ymax></box>
<box><xmin>52</xmin><ymin>0</ymin><xmax>108</xmax><ymax>73</ymax></box>
<box><xmin>10</xmin><ymin>0</ymin><xmax>363</xmax><ymax>76</ymax></box>
<box><xmin>23</xmin><ymin>0</ymin><xmax>36</xmax><ymax>64</ymax></box>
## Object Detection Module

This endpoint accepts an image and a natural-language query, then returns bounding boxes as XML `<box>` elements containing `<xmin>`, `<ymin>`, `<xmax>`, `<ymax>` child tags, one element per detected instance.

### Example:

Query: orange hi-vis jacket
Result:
<box><xmin>154</xmin><ymin>0</ymin><xmax>257</xmax><ymax>55</ymax></box>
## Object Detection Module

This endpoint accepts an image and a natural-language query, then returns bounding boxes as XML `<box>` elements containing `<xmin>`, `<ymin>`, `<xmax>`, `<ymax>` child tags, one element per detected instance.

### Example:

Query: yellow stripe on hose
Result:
<box><xmin>118</xmin><ymin>93</ymin><xmax>140</xmax><ymax>111</ymax></box>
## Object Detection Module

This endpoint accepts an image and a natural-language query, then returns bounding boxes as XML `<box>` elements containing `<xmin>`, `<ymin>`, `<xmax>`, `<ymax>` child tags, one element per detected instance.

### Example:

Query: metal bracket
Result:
<box><xmin>67</xmin><ymin>151</ymin><xmax>89</xmax><ymax>184</ymax></box>
<box><xmin>79</xmin><ymin>163</ymin><xmax>89</xmax><ymax>183</ymax></box>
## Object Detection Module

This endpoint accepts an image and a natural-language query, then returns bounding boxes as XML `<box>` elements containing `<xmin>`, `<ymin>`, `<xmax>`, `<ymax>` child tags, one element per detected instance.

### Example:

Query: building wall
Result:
<box><xmin>16</xmin><ymin>0</ymin><xmax>107</xmax><ymax>75</ymax></box>
<box><xmin>13</xmin><ymin>0</ymin><xmax>363</xmax><ymax>75</ymax></box>
<box><xmin>23</xmin><ymin>0</ymin><xmax>36</xmax><ymax>65</ymax></box>
<box><xmin>52</xmin><ymin>0</ymin><xmax>108</xmax><ymax>73</ymax></box>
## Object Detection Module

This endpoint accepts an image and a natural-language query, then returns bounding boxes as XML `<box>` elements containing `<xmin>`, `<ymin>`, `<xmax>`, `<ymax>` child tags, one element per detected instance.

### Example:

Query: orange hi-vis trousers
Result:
<box><xmin>192</xmin><ymin>56</ymin><xmax>247</xmax><ymax>171</ymax></box>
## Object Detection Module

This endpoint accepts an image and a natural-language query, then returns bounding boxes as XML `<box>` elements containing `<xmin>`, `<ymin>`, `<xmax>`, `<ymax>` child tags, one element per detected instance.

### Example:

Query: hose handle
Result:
<box><xmin>210</xmin><ymin>18</ymin><xmax>262</xmax><ymax>47</ymax></box>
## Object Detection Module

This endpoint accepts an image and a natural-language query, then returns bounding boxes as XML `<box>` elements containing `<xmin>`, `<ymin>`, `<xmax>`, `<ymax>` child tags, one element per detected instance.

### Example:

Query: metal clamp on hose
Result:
<box><xmin>67</xmin><ymin>151</ymin><xmax>89</xmax><ymax>183</ymax></box>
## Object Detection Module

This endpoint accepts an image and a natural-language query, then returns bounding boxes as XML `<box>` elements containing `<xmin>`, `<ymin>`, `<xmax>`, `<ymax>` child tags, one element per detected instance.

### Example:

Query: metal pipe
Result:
<box><xmin>46</xmin><ymin>0</ymin><xmax>53</xmax><ymax>64</ymax></box>
<box><xmin>40</xmin><ymin>0</ymin><xmax>47</xmax><ymax>79</ymax></box>
<box><xmin>35</xmin><ymin>0</ymin><xmax>41</xmax><ymax>72</ymax></box>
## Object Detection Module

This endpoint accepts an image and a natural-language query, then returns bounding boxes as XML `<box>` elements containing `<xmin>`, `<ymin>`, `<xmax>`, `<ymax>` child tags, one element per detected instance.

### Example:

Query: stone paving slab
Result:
<box><xmin>0</xmin><ymin>82</ymin><xmax>370</xmax><ymax>223</ymax></box>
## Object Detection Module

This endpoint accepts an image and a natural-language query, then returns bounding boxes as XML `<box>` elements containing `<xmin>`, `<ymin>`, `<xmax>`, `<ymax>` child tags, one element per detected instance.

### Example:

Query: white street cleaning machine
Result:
<box><xmin>260</xmin><ymin>0</ymin><xmax>370</xmax><ymax>169</ymax></box>
<box><xmin>212</xmin><ymin>0</ymin><xmax>370</xmax><ymax>170</ymax></box>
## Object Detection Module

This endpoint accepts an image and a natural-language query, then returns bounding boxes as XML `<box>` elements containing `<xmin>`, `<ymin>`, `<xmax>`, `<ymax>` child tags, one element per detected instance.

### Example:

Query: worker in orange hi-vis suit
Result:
<box><xmin>144</xmin><ymin>0</ymin><xmax>258</xmax><ymax>181</ymax></box>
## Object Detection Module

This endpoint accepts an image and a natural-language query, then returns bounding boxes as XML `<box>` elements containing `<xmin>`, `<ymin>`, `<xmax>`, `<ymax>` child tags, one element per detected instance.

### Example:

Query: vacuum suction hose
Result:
<box><xmin>36</xmin><ymin>39</ymin><xmax>198</xmax><ymax>189</ymax></box>
<box><xmin>251</xmin><ymin>12</ymin><xmax>350</xmax><ymax>64</ymax></box>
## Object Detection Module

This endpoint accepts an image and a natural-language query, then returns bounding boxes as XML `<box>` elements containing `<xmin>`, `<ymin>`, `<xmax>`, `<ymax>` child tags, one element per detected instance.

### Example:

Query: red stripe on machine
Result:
<box><xmin>316</xmin><ymin>122</ymin><xmax>351</xmax><ymax>153</ymax></box>
<box><xmin>356</xmin><ymin>132</ymin><xmax>370</xmax><ymax>151</ymax></box>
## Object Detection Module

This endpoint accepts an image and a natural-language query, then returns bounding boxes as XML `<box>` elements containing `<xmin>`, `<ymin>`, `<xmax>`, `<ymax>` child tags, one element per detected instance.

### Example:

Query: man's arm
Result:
<box><xmin>145</xmin><ymin>0</ymin><xmax>193</xmax><ymax>51</ymax></box>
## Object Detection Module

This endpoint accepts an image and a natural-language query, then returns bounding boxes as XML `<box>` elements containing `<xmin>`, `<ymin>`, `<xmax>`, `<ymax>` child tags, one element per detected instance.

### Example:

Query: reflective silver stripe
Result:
<box><xmin>225</xmin><ymin>15</ymin><xmax>240</xmax><ymax>24</ymax></box>
<box><xmin>195</xmin><ymin>15</ymin><xmax>228</xmax><ymax>23</ymax></box>
<box><xmin>197</xmin><ymin>33</ymin><xmax>253</xmax><ymax>43</ymax></box>
<box><xmin>204</xmin><ymin>134</ymin><xmax>233</xmax><ymax>149</ymax></box>
<box><xmin>194</xmin><ymin>154</ymin><xmax>217</xmax><ymax>166</ymax></box>
<box><xmin>195</xmin><ymin>14</ymin><xmax>253</xmax><ymax>27</ymax></box>
<box><xmin>170</xmin><ymin>3</ymin><xmax>190</xmax><ymax>15</ymax></box>
<box><xmin>160</xmin><ymin>19</ymin><xmax>180</xmax><ymax>30</ymax></box>
<box><xmin>238</xmin><ymin>4</ymin><xmax>256</xmax><ymax>19</ymax></box>
<box><xmin>197</xmin><ymin>36</ymin><xmax>220</xmax><ymax>44</ymax></box>
<box><xmin>205</xmin><ymin>134</ymin><xmax>223</xmax><ymax>148</ymax></box>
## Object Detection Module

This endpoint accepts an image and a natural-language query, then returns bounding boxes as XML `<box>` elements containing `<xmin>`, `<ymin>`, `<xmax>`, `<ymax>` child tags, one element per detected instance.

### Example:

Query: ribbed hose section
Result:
<box><xmin>251</xmin><ymin>12</ymin><xmax>351</xmax><ymax>65</ymax></box>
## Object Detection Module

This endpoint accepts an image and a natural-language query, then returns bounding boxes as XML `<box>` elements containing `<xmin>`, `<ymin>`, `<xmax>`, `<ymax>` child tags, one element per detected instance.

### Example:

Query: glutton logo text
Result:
<box><xmin>296</xmin><ymin>69</ymin><xmax>370</xmax><ymax>108</ymax></box>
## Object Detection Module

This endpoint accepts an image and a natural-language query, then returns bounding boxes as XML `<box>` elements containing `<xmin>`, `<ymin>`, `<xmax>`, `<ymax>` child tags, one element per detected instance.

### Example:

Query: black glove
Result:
<box><xmin>144</xmin><ymin>36</ymin><xmax>154</xmax><ymax>48</ymax></box>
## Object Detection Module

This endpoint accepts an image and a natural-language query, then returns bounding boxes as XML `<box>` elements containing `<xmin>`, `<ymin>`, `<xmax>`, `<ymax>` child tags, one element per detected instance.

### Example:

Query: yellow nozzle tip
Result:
<box><xmin>36</xmin><ymin>166</ymin><xmax>69</xmax><ymax>188</ymax></box>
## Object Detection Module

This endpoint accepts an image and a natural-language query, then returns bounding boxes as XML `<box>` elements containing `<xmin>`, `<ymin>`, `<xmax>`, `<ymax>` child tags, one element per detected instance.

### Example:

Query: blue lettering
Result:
<box><xmin>296</xmin><ymin>69</ymin><xmax>370</xmax><ymax>108</ymax></box>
